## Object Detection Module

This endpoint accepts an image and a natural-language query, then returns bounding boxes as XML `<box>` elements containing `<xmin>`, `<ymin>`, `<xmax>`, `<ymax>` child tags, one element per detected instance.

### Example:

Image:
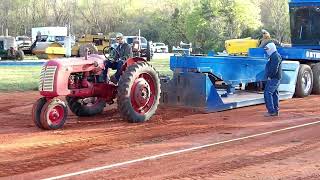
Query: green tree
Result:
<box><xmin>260</xmin><ymin>0</ymin><xmax>290</xmax><ymax>42</ymax></box>
<box><xmin>185</xmin><ymin>0</ymin><xmax>226</xmax><ymax>52</ymax></box>
<box><xmin>0</xmin><ymin>0</ymin><xmax>291</xmax><ymax>51</ymax></box>
<box><xmin>220</xmin><ymin>0</ymin><xmax>261</xmax><ymax>39</ymax></box>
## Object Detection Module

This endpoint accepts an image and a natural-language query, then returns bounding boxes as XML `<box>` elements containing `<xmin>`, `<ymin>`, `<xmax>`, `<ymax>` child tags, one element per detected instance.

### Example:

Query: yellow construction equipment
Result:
<box><xmin>32</xmin><ymin>42</ymin><xmax>65</xmax><ymax>59</ymax></box>
<box><xmin>72</xmin><ymin>34</ymin><xmax>110</xmax><ymax>57</ymax></box>
<box><xmin>225</xmin><ymin>38</ymin><xmax>259</xmax><ymax>55</ymax></box>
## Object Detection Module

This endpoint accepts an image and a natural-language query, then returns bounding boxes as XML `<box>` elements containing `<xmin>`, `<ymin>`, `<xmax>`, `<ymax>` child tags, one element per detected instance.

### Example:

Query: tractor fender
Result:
<box><xmin>121</xmin><ymin>57</ymin><xmax>146</xmax><ymax>72</ymax></box>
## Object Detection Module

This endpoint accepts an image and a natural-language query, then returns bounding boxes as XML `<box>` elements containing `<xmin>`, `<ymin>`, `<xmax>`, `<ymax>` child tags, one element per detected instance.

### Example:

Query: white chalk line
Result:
<box><xmin>43</xmin><ymin>118</ymin><xmax>320</xmax><ymax>180</ymax></box>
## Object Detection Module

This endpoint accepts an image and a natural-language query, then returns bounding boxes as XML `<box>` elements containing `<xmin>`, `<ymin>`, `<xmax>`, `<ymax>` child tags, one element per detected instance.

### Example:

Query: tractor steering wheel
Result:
<box><xmin>103</xmin><ymin>46</ymin><xmax>120</xmax><ymax>61</ymax></box>
<box><xmin>103</xmin><ymin>46</ymin><xmax>109</xmax><ymax>59</ymax></box>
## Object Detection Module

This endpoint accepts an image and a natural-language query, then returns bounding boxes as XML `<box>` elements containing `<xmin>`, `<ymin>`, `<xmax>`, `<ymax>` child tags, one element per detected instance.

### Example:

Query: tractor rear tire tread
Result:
<box><xmin>117</xmin><ymin>61</ymin><xmax>160</xmax><ymax>123</ymax></box>
<box><xmin>66</xmin><ymin>96</ymin><xmax>106</xmax><ymax>117</ymax></box>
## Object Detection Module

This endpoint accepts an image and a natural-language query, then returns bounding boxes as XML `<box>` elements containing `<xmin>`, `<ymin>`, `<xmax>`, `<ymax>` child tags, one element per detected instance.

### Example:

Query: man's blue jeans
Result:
<box><xmin>264</xmin><ymin>79</ymin><xmax>280</xmax><ymax>114</ymax></box>
<box><xmin>102</xmin><ymin>60</ymin><xmax>124</xmax><ymax>82</ymax></box>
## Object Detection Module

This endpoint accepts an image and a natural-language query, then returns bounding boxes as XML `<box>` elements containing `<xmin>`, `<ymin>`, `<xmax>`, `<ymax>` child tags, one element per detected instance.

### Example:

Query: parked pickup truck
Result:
<box><xmin>152</xmin><ymin>42</ymin><xmax>168</xmax><ymax>53</ymax></box>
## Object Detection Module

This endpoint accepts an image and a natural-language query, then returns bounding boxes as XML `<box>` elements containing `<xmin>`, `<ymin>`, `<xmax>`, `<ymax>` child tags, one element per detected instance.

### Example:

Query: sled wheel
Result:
<box><xmin>295</xmin><ymin>64</ymin><xmax>313</xmax><ymax>98</ymax></box>
<box><xmin>312</xmin><ymin>63</ymin><xmax>320</xmax><ymax>94</ymax></box>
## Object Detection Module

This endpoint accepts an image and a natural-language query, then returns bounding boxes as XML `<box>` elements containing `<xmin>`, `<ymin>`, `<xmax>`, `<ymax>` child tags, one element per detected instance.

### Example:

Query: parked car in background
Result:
<box><xmin>16</xmin><ymin>36</ymin><xmax>32</xmax><ymax>52</ymax></box>
<box><xmin>152</xmin><ymin>42</ymin><xmax>168</xmax><ymax>53</ymax></box>
<box><xmin>1</xmin><ymin>36</ymin><xmax>24</xmax><ymax>60</ymax></box>
<box><xmin>108</xmin><ymin>35</ymin><xmax>153</xmax><ymax>61</ymax></box>
<box><xmin>172</xmin><ymin>41</ymin><xmax>192</xmax><ymax>55</ymax></box>
<box><xmin>44</xmin><ymin>35</ymin><xmax>66</xmax><ymax>45</ymax></box>
<box><xmin>124</xmin><ymin>36</ymin><xmax>153</xmax><ymax>61</ymax></box>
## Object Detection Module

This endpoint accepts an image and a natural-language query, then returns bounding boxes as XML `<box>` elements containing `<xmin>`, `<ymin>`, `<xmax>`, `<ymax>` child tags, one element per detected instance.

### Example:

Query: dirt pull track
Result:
<box><xmin>1</xmin><ymin>91</ymin><xmax>320</xmax><ymax>179</ymax></box>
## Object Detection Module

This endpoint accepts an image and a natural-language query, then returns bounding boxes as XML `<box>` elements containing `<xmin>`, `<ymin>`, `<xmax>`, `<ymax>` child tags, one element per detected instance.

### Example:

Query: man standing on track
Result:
<box><xmin>263</xmin><ymin>42</ymin><xmax>282</xmax><ymax>117</ymax></box>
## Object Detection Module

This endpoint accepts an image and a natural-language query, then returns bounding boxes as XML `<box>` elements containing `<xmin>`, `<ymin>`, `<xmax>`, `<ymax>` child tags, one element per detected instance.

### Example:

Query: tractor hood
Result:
<box><xmin>44</xmin><ymin>54</ymin><xmax>105</xmax><ymax>71</ymax></box>
<box><xmin>39</xmin><ymin>54</ymin><xmax>106</xmax><ymax>97</ymax></box>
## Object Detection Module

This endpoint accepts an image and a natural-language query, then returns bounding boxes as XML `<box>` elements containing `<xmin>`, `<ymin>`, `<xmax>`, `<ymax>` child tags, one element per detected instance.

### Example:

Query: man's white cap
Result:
<box><xmin>262</xmin><ymin>29</ymin><xmax>268</xmax><ymax>34</ymax></box>
<box><xmin>265</xmin><ymin>42</ymin><xmax>277</xmax><ymax>56</ymax></box>
<box><xmin>116</xmin><ymin>33</ymin><xmax>124</xmax><ymax>39</ymax></box>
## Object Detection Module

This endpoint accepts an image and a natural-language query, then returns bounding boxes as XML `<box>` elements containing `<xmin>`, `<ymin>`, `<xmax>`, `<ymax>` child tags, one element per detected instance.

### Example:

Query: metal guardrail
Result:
<box><xmin>0</xmin><ymin>60</ymin><xmax>46</xmax><ymax>66</ymax></box>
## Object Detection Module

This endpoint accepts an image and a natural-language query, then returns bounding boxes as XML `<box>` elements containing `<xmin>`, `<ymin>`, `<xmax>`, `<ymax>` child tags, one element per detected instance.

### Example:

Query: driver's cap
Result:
<box><xmin>116</xmin><ymin>33</ymin><xmax>124</xmax><ymax>39</ymax></box>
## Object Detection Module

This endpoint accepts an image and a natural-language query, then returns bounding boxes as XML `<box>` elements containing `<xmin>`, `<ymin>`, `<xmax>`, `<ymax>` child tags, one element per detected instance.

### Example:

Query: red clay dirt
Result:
<box><xmin>0</xmin><ymin>91</ymin><xmax>320</xmax><ymax>180</ymax></box>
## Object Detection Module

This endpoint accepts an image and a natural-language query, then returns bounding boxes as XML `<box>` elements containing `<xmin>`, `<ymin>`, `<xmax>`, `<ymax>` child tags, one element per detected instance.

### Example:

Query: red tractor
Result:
<box><xmin>32</xmin><ymin>52</ymin><xmax>161</xmax><ymax>130</ymax></box>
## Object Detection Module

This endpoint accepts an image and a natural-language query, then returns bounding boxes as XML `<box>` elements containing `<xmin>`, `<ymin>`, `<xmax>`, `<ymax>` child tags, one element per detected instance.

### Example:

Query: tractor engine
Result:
<box><xmin>38</xmin><ymin>55</ymin><xmax>116</xmax><ymax>101</ymax></box>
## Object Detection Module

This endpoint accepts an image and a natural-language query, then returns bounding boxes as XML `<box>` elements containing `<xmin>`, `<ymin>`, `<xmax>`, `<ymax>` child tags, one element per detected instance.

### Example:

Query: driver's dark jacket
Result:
<box><xmin>115</xmin><ymin>42</ymin><xmax>133</xmax><ymax>61</ymax></box>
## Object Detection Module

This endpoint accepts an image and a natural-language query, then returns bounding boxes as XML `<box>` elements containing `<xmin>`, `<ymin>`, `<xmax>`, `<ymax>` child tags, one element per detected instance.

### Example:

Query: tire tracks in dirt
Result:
<box><xmin>0</xmin><ymin>120</ymin><xmax>228</xmax><ymax>177</ymax></box>
<box><xmin>166</xmin><ymin>137</ymin><xmax>320</xmax><ymax>179</ymax></box>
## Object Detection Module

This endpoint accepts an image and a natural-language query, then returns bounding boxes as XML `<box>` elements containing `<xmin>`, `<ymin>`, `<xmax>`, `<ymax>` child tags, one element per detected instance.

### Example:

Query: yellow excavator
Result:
<box><xmin>71</xmin><ymin>34</ymin><xmax>109</xmax><ymax>57</ymax></box>
<box><xmin>31</xmin><ymin>34</ymin><xmax>110</xmax><ymax>59</ymax></box>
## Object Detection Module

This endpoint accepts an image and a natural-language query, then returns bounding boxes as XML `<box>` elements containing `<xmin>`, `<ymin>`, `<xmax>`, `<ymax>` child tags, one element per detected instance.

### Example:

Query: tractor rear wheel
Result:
<box><xmin>66</xmin><ymin>96</ymin><xmax>106</xmax><ymax>117</ymax></box>
<box><xmin>117</xmin><ymin>61</ymin><xmax>160</xmax><ymax>123</ymax></box>
<box><xmin>40</xmin><ymin>98</ymin><xmax>68</xmax><ymax>130</ymax></box>
<box><xmin>32</xmin><ymin>97</ymin><xmax>47</xmax><ymax>129</ymax></box>
<box><xmin>295</xmin><ymin>64</ymin><xmax>313</xmax><ymax>98</ymax></box>
<box><xmin>312</xmin><ymin>63</ymin><xmax>320</xmax><ymax>94</ymax></box>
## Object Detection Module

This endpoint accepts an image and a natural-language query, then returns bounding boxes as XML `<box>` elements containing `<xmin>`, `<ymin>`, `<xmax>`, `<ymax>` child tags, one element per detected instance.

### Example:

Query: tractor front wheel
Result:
<box><xmin>39</xmin><ymin>98</ymin><xmax>68</xmax><ymax>130</ymax></box>
<box><xmin>32</xmin><ymin>97</ymin><xmax>47</xmax><ymax>129</ymax></box>
<box><xmin>117</xmin><ymin>61</ymin><xmax>160</xmax><ymax>123</ymax></box>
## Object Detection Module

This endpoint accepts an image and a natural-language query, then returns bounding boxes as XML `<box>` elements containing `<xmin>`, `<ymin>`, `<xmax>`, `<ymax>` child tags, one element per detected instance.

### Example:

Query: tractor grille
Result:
<box><xmin>39</xmin><ymin>65</ymin><xmax>57</xmax><ymax>92</ymax></box>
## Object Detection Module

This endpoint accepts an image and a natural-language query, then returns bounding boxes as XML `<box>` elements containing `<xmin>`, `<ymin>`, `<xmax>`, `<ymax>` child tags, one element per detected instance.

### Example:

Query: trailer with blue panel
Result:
<box><xmin>161</xmin><ymin>0</ymin><xmax>320</xmax><ymax>112</ymax></box>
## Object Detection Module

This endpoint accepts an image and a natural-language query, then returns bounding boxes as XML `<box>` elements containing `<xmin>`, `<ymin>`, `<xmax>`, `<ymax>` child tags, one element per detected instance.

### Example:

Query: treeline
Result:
<box><xmin>0</xmin><ymin>0</ymin><xmax>290</xmax><ymax>52</ymax></box>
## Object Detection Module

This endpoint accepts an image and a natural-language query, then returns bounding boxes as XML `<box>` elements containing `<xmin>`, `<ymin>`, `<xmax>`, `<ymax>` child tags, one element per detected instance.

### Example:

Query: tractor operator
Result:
<box><xmin>263</xmin><ymin>42</ymin><xmax>282</xmax><ymax>117</ymax></box>
<box><xmin>103</xmin><ymin>33</ymin><xmax>132</xmax><ymax>84</ymax></box>
<box><xmin>258</xmin><ymin>29</ymin><xmax>282</xmax><ymax>48</ymax></box>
